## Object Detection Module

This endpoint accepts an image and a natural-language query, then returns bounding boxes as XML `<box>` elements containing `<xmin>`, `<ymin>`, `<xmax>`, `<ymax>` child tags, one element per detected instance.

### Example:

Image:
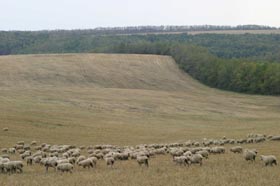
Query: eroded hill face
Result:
<box><xmin>0</xmin><ymin>54</ymin><xmax>198</xmax><ymax>91</ymax></box>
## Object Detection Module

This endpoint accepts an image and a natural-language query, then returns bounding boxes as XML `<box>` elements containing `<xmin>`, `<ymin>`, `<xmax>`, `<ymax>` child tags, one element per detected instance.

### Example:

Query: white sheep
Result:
<box><xmin>8</xmin><ymin>148</ymin><xmax>16</xmax><ymax>154</ymax></box>
<box><xmin>210</xmin><ymin>147</ymin><xmax>225</xmax><ymax>154</ymax></box>
<box><xmin>243</xmin><ymin>149</ymin><xmax>257</xmax><ymax>161</ymax></box>
<box><xmin>173</xmin><ymin>156</ymin><xmax>188</xmax><ymax>166</ymax></box>
<box><xmin>26</xmin><ymin>156</ymin><xmax>33</xmax><ymax>166</ymax></box>
<box><xmin>88</xmin><ymin>157</ymin><xmax>97</xmax><ymax>167</ymax></box>
<box><xmin>270</xmin><ymin>136</ymin><xmax>280</xmax><ymax>141</ymax></box>
<box><xmin>3</xmin><ymin>161</ymin><xmax>23</xmax><ymax>174</ymax></box>
<box><xmin>260</xmin><ymin>155</ymin><xmax>277</xmax><ymax>166</ymax></box>
<box><xmin>104</xmin><ymin>157</ymin><xmax>115</xmax><ymax>167</ymax></box>
<box><xmin>183</xmin><ymin>151</ymin><xmax>192</xmax><ymax>157</ymax></box>
<box><xmin>186</xmin><ymin>154</ymin><xmax>203</xmax><ymax>166</ymax></box>
<box><xmin>230</xmin><ymin>146</ymin><xmax>243</xmax><ymax>153</ymax></box>
<box><xmin>31</xmin><ymin>141</ymin><xmax>37</xmax><ymax>146</ymax></box>
<box><xmin>56</xmin><ymin>163</ymin><xmax>73</xmax><ymax>173</ymax></box>
<box><xmin>76</xmin><ymin>155</ymin><xmax>86</xmax><ymax>164</ymax></box>
<box><xmin>41</xmin><ymin>157</ymin><xmax>58</xmax><ymax>172</ymax></box>
<box><xmin>196</xmin><ymin>150</ymin><xmax>209</xmax><ymax>159</ymax></box>
<box><xmin>67</xmin><ymin>157</ymin><xmax>76</xmax><ymax>164</ymax></box>
<box><xmin>136</xmin><ymin>155</ymin><xmax>149</xmax><ymax>167</ymax></box>
<box><xmin>78</xmin><ymin>159</ymin><xmax>95</xmax><ymax>169</ymax></box>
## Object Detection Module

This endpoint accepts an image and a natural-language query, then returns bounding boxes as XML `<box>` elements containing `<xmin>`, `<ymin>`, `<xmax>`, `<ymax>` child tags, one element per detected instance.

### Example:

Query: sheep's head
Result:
<box><xmin>260</xmin><ymin>155</ymin><xmax>264</xmax><ymax>161</ymax></box>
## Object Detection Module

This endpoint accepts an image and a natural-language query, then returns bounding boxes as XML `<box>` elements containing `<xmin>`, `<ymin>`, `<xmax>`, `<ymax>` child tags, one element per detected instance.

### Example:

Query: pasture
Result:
<box><xmin>0</xmin><ymin>53</ymin><xmax>280</xmax><ymax>185</ymax></box>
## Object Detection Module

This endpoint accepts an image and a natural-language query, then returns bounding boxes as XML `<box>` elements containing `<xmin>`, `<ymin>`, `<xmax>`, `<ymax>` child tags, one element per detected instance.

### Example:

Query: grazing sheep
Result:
<box><xmin>3</xmin><ymin>162</ymin><xmax>13</xmax><ymax>174</ymax></box>
<box><xmin>34</xmin><ymin>146</ymin><xmax>42</xmax><ymax>151</ymax></box>
<box><xmin>237</xmin><ymin>139</ymin><xmax>247</xmax><ymax>144</ymax></box>
<box><xmin>210</xmin><ymin>147</ymin><xmax>225</xmax><ymax>154</ymax></box>
<box><xmin>20</xmin><ymin>151</ymin><xmax>31</xmax><ymax>160</ymax></box>
<box><xmin>8</xmin><ymin>148</ymin><xmax>16</xmax><ymax>154</ymax></box>
<box><xmin>76</xmin><ymin>156</ymin><xmax>86</xmax><ymax>164</ymax></box>
<box><xmin>260</xmin><ymin>155</ymin><xmax>277</xmax><ymax>166</ymax></box>
<box><xmin>270</xmin><ymin>136</ymin><xmax>280</xmax><ymax>141</ymax></box>
<box><xmin>56</xmin><ymin>163</ymin><xmax>73</xmax><ymax>173</ymax></box>
<box><xmin>193</xmin><ymin>142</ymin><xmax>200</xmax><ymax>147</ymax></box>
<box><xmin>118</xmin><ymin>152</ymin><xmax>129</xmax><ymax>160</ymax></box>
<box><xmin>33</xmin><ymin>156</ymin><xmax>42</xmax><ymax>164</ymax></box>
<box><xmin>67</xmin><ymin>157</ymin><xmax>76</xmax><ymax>165</ymax></box>
<box><xmin>33</xmin><ymin>151</ymin><xmax>45</xmax><ymax>158</ymax></box>
<box><xmin>17</xmin><ymin>141</ymin><xmax>25</xmax><ymax>146</ymax></box>
<box><xmin>26</xmin><ymin>156</ymin><xmax>33</xmax><ymax>166</ymax></box>
<box><xmin>173</xmin><ymin>156</ymin><xmax>188</xmax><ymax>166</ymax></box>
<box><xmin>183</xmin><ymin>151</ymin><xmax>192</xmax><ymax>157</ymax></box>
<box><xmin>0</xmin><ymin>158</ymin><xmax>10</xmax><ymax>163</ymax></box>
<box><xmin>62</xmin><ymin>152</ymin><xmax>69</xmax><ymax>158</ymax></box>
<box><xmin>186</xmin><ymin>154</ymin><xmax>203</xmax><ymax>166</ymax></box>
<box><xmin>105</xmin><ymin>157</ymin><xmax>115</xmax><ymax>167</ymax></box>
<box><xmin>88</xmin><ymin>157</ymin><xmax>97</xmax><ymax>167</ymax></box>
<box><xmin>254</xmin><ymin>137</ymin><xmax>265</xmax><ymax>143</ymax></box>
<box><xmin>154</xmin><ymin>148</ymin><xmax>166</xmax><ymax>155</ymax></box>
<box><xmin>203</xmin><ymin>141</ymin><xmax>212</xmax><ymax>147</ymax></box>
<box><xmin>2</xmin><ymin>128</ymin><xmax>8</xmax><ymax>132</ymax></box>
<box><xmin>246</xmin><ymin>138</ymin><xmax>254</xmax><ymax>144</ymax></box>
<box><xmin>56</xmin><ymin>159</ymin><xmax>69</xmax><ymax>165</ymax></box>
<box><xmin>78</xmin><ymin>159</ymin><xmax>94</xmax><ymax>169</ymax></box>
<box><xmin>42</xmin><ymin>157</ymin><xmax>58</xmax><ymax>172</ymax></box>
<box><xmin>170</xmin><ymin>149</ymin><xmax>184</xmax><ymax>158</ymax></box>
<box><xmin>4</xmin><ymin>161</ymin><xmax>24</xmax><ymax>174</ymax></box>
<box><xmin>196</xmin><ymin>150</ymin><xmax>209</xmax><ymax>159</ymax></box>
<box><xmin>31</xmin><ymin>141</ymin><xmax>37</xmax><ymax>146</ymax></box>
<box><xmin>184</xmin><ymin>141</ymin><xmax>192</xmax><ymax>147</ymax></box>
<box><xmin>243</xmin><ymin>149</ymin><xmax>257</xmax><ymax>161</ymax></box>
<box><xmin>23</xmin><ymin>145</ymin><xmax>31</xmax><ymax>151</ymax></box>
<box><xmin>12</xmin><ymin>161</ymin><xmax>24</xmax><ymax>173</ymax></box>
<box><xmin>71</xmin><ymin>150</ymin><xmax>81</xmax><ymax>157</ymax></box>
<box><xmin>92</xmin><ymin>152</ymin><xmax>103</xmax><ymax>160</ymax></box>
<box><xmin>230</xmin><ymin>146</ymin><xmax>243</xmax><ymax>154</ymax></box>
<box><xmin>136</xmin><ymin>156</ymin><xmax>149</xmax><ymax>167</ymax></box>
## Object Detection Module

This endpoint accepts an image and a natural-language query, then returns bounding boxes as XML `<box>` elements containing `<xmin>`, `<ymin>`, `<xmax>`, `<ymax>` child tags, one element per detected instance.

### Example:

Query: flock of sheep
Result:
<box><xmin>0</xmin><ymin>132</ymin><xmax>280</xmax><ymax>175</ymax></box>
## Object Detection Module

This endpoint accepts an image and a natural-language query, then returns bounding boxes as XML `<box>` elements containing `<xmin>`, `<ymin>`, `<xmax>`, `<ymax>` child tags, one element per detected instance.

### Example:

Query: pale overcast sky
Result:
<box><xmin>1</xmin><ymin>0</ymin><xmax>279</xmax><ymax>30</ymax></box>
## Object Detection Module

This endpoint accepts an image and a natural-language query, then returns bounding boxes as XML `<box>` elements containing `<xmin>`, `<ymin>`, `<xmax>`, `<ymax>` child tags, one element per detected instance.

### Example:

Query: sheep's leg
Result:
<box><xmin>18</xmin><ymin>168</ymin><xmax>23</xmax><ymax>173</ymax></box>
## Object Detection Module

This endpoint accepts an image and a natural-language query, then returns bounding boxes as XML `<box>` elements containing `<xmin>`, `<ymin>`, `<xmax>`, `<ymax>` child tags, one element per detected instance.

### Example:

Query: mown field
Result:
<box><xmin>0</xmin><ymin>53</ymin><xmax>280</xmax><ymax>186</ymax></box>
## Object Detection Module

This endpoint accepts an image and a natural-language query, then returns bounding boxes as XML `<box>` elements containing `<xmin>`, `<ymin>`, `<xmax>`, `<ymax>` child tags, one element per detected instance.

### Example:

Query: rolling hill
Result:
<box><xmin>0</xmin><ymin>53</ymin><xmax>279</xmax><ymax>147</ymax></box>
<box><xmin>1</xmin><ymin>53</ymin><xmax>280</xmax><ymax>186</ymax></box>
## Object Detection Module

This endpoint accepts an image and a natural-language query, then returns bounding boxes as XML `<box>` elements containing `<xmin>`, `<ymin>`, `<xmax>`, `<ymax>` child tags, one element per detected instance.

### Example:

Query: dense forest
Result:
<box><xmin>0</xmin><ymin>29</ymin><xmax>279</xmax><ymax>95</ymax></box>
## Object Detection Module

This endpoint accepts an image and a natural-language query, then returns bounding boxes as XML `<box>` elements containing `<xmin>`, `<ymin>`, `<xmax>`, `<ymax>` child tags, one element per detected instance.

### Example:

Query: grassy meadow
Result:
<box><xmin>0</xmin><ymin>53</ymin><xmax>280</xmax><ymax>185</ymax></box>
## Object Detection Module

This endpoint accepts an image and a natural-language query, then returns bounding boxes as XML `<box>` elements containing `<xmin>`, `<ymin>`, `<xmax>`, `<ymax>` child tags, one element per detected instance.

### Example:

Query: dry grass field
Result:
<box><xmin>0</xmin><ymin>53</ymin><xmax>280</xmax><ymax>186</ymax></box>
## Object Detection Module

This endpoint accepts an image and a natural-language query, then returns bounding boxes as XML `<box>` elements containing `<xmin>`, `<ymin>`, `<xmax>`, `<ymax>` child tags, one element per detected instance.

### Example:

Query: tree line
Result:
<box><xmin>110</xmin><ymin>42</ymin><xmax>280</xmax><ymax>95</ymax></box>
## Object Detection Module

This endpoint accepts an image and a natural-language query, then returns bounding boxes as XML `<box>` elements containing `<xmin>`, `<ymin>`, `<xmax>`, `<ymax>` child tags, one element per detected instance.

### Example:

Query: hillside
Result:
<box><xmin>1</xmin><ymin>53</ymin><xmax>280</xmax><ymax>186</ymax></box>
<box><xmin>0</xmin><ymin>53</ymin><xmax>279</xmax><ymax>147</ymax></box>
<box><xmin>0</xmin><ymin>54</ymin><xmax>197</xmax><ymax>91</ymax></box>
